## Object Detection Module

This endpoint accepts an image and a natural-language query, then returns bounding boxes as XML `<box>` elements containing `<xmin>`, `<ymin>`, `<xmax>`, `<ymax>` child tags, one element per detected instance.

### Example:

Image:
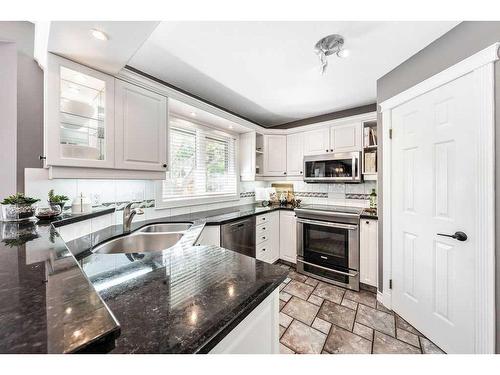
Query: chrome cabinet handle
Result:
<box><xmin>437</xmin><ymin>231</ymin><xmax>468</xmax><ymax>242</ymax></box>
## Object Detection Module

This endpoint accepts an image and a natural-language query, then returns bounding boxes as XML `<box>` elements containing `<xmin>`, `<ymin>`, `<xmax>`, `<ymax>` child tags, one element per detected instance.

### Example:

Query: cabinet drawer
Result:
<box><xmin>256</xmin><ymin>230</ymin><xmax>270</xmax><ymax>245</ymax></box>
<box><xmin>256</xmin><ymin>222</ymin><xmax>271</xmax><ymax>235</ymax></box>
<box><xmin>256</xmin><ymin>214</ymin><xmax>271</xmax><ymax>225</ymax></box>
<box><xmin>256</xmin><ymin>241</ymin><xmax>272</xmax><ymax>261</ymax></box>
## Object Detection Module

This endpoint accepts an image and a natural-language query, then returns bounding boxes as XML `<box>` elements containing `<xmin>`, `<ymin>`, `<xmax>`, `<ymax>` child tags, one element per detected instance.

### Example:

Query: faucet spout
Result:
<box><xmin>123</xmin><ymin>201</ymin><xmax>144</xmax><ymax>233</ymax></box>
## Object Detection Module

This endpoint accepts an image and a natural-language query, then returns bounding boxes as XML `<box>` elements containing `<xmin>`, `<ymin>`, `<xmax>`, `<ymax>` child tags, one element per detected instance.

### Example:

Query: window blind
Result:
<box><xmin>161</xmin><ymin>119</ymin><xmax>237</xmax><ymax>203</ymax></box>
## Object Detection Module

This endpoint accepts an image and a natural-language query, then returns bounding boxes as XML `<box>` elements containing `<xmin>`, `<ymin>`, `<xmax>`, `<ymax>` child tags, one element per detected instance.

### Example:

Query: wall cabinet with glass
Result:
<box><xmin>44</xmin><ymin>54</ymin><xmax>168</xmax><ymax>179</ymax></box>
<box><xmin>45</xmin><ymin>54</ymin><xmax>115</xmax><ymax>169</ymax></box>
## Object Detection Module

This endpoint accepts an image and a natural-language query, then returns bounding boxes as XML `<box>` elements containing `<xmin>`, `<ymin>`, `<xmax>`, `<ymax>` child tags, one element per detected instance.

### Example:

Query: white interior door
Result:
<box><xmin>391</xmin><ymin>72</ymin><xmax>477</xmax><ymax>353</ymax></box>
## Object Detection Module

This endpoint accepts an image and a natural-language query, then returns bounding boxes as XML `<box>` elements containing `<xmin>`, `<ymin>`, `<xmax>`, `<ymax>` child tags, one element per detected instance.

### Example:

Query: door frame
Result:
<box><xmin>379</xmin><ymin>43</ymin><xmax>498</xmax><ymax>353</ymax></box>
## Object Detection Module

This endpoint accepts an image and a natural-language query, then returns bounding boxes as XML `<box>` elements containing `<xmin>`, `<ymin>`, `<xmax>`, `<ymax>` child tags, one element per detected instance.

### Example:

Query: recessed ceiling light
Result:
<box><xmin>337</xmin><ymin>49</ymin><xmax>350</xmax><ymax>58</ymax></box>
<box><xmin>90</xmin><ymin>29</ymin><xmax>109</xmax><ymax>41</ymax></box>
<box><xmin>190</xmin><ymin>112</ymin><xmax>196</xmax><ymax>117</ymax></box>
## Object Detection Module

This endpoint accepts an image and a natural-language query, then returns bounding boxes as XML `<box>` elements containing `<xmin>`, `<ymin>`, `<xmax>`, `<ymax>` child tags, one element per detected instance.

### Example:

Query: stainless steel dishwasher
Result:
<box><xmin>221</xmin><ymin>216</ymin><xmax>256</xmax><ymax>258</ymax></box>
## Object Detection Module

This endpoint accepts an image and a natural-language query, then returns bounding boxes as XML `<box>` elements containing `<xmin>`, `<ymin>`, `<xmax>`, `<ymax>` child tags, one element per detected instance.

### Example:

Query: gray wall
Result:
<box><xmin>376</xmin><ymin>21</ymin><xmax>500</xmax><ymax>353</ymax></box>
<box><xmin>0</xmin><ymin>22</ymin><xmax>44</xmax><ymax>193</ymax></box>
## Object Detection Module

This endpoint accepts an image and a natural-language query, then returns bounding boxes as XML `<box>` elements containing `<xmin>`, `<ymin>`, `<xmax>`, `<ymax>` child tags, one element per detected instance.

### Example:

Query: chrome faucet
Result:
<box><xmin>123</xmin><ymin>201</ymin><xmax>144</xmax><ymax>233</ymax></box>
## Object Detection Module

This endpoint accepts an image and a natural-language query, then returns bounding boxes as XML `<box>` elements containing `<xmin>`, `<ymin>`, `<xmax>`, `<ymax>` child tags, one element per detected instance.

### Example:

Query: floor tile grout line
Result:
<box><xmin>282</xmin><ymin>263</ymin><xmax>435</xmax><ymax>354</ymax></box>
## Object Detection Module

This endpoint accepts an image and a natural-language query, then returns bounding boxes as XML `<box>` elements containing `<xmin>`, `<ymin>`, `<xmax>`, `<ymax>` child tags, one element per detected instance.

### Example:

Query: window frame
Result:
<box><xmin>155</xmin><ymin>117</ymin><xmax>240</xmax><ymax>209</ymax></box>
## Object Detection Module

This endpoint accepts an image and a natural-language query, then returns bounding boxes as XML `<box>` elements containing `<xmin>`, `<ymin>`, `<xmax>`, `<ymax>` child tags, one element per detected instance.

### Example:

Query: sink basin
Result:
<box><xmin>93</xmin><ymin>232</ymin><xmax>183</xmax><ymax>254</ymax></box>
<box><xmin>92</xmin><ymin>222</ymin><xmax>193</xmax><ymax>254</ymax></box>
<box><xmin>137</xmin><ymin>223</ymin><xmax>192</xmax><ymax>233</ymax></box>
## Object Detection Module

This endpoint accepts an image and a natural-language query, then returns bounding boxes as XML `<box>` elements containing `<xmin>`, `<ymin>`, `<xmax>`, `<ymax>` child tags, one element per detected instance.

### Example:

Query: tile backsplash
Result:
<box><xmin>23</xmin><ymin>168</ymin><xmax>376</xmax><ymax>226</ymax></box>
<box><xmin>265</xmin><ymin>180</ymin><xmax>377</xmax><ymax>208</ymax></box>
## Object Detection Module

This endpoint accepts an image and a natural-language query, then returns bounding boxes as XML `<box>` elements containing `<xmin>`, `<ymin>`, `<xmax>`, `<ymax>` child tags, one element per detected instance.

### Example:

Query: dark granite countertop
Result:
<box><xmin>164</xmin><ymin>203</ymin><xmax>296</xmax><ymax>226</ymax></box>
<box><xmin>0</xmin><ymin>220</ymin><xmax>119</xmax><ymax>353</ymax></box>
<box><xmin>0</xmin><ymin>203</ymin><xmax>289</xmax><ymax>354</ymax></box>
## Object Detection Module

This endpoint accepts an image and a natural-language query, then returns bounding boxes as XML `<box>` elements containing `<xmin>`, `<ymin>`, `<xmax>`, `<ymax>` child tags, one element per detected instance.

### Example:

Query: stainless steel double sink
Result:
<box><xmin>92</xmin><ymin>223</ymin><xmax>192</xmax><ymax>254</ymax></box>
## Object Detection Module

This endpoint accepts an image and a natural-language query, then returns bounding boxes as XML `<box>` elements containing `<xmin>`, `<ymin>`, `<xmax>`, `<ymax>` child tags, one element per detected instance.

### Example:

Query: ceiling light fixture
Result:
<box><xmin>314</xmin><ymin>34</ymin><xmax>348</xmax><ymax>74</ymax></box>
<box><xmin>190</xmin><ymin>112</ymin><xmax>196</xmax><ymax>117</ymax></box>
<box><xmin>90</xmin><ymin>28</ymin><xmax>109</xmax><ymax>41</ymax></box>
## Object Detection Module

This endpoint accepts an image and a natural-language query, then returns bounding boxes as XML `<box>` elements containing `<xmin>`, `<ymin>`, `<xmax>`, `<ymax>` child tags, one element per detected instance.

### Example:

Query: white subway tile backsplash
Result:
<box><xmin>115</xmin><ymin>180</ymin><xmax>146</xmax><ymax>202</ymax></box>
<box><xmin>24</xmin><ymin>168</ymin><xmax>77</xmax><ymax>205</ymax></box>
<box><xmin>77</xmin><ymin>179</ymin><xmax>116</xmax><ymax>206</ymax></box>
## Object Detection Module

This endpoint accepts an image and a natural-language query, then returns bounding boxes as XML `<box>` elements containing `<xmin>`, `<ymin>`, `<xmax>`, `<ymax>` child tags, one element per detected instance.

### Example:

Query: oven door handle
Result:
<box><xmin>297</xmin><ymin>258</ymin><xmax>359</xmax><ymax>277</ymax></box>
<box><xmin>296</xmin><ymin>218</ymin><xmax>358</xmax><ymax>230</ymax></box>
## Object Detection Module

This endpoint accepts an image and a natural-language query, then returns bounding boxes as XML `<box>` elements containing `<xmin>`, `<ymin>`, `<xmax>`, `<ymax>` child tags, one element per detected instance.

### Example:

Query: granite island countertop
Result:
<box><xmin>0</xmin><ymin>219</ymin><xmax>119</xmax><ymax>353</ymax></box>
<box><xmin>0</xmin><ymin>204</ymin><xmax>289</xmax><ymax>354</ymax></box>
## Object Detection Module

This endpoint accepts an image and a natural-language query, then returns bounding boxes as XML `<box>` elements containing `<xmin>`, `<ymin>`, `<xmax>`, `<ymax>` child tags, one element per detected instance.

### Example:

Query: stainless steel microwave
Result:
<box><xmin>303</xmin><ymin>151</ymin><xmax>362</xmax><ymax>183</ymax></box>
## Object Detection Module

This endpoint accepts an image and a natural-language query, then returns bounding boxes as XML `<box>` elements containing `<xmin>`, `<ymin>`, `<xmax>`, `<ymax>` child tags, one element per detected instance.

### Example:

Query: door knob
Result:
<box><xmin>437</xmin><ymin>231</ymin><xmax>468</xmax><ymax>242</ymax></box>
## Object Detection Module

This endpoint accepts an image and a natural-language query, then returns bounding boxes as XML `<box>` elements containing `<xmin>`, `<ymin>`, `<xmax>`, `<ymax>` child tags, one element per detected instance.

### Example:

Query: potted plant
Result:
<box><xmin>1</xmin><ymin>193</ymin><xmax>40</xmax><ymax>222</ymax></box>
<box><xmin>48</xmin><ymin>189</ymin><xmax>69</xmax><ymax>211</ymax></box>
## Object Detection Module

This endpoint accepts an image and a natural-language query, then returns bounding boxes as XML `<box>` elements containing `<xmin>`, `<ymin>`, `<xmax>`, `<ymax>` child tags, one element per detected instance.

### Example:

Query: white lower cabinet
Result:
<box><xmin>209</xmin><ymin>288</ymin><xmax>279</xmax><ymax>354</ymax></box>
<box><xmin>360</xmin><ymin>219</ymin><xmax>378</xmax><ymax>287</ymax></box>
<box><xmin>255</xmin><ymin>212</ymin><xmax>279</xmax><ymax>263</ymax></box>
<box><xmin>279</xmin><ymin>210</ymin><xmax>297</xmax><ymax>264</ymax></box>
<box><xmin>195</xmin><ymin>225</ymin><xmax>221</xmax><ymax>246</ymax></box>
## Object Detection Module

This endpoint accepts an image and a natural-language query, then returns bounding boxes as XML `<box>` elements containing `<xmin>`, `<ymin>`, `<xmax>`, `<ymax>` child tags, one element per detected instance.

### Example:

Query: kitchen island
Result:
<box><xmin>0</xmin><ymin>208</ymin><xmax>287</xmax><ymax>354</ymax></box>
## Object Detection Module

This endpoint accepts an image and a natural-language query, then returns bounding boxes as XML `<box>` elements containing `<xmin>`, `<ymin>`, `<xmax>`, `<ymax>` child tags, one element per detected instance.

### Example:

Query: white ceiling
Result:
<box><xmin>128</xmin><ymin>21</ymin><xmax>459</xmax><ymax>127</ymax></box>
<box><xmin>47</xmin><ymin>21</ymin><xmax>159</xmax><ymax>74</ymax></box>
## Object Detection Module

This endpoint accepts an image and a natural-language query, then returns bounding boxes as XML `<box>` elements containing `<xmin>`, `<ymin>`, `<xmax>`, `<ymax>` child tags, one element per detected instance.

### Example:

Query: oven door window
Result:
<box><xmin>305</xmin><ymin>158</ymin><xmax>355</xmax><ymax>179</ymax></box>
<box><xmin>303</xmin><ymin>223</ymin><xmax>349</xmax><ymax>269</ymax></box>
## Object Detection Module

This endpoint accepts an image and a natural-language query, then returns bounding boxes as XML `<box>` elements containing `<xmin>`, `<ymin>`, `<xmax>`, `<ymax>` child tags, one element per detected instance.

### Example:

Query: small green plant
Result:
<box><xmin>1</xmin><ymin>193</ymin><xmax>40</xmax><ymax>205</ymax></box>
<box><xmin>48</xmin><ymin>189</ymin><xmax>69</xmax><ymax>203</ymax></box>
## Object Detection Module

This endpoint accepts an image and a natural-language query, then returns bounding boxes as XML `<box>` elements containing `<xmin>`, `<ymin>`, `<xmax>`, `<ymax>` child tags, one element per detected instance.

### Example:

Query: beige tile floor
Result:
<box><xmin>277</xmin><ymin>263</ymin><xmax>445</xmax><ymax>354</ymax></box>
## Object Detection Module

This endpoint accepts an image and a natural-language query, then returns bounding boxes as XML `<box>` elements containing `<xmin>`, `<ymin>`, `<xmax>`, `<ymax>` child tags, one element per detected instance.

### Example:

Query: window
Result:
<box><xmin>158</xmin><ymin>118</ymin><xmax>238</xmax><ymax>207</ymax></box>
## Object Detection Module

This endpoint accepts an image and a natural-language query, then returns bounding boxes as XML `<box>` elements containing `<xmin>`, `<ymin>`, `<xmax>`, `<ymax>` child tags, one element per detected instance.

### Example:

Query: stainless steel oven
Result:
<box><xmin>295</xmin><ymin>206</ymin><xmax>361</xmax><ymax>291</ymax></box>
<box><xmin>303</xmin><ymin>151</ymin><xmax>362</xmax><ymax>183</ymax></box>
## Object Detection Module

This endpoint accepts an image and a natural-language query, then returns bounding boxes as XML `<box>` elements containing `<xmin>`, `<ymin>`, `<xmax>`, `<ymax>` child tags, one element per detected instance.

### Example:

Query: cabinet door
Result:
<box><xmin>45</xmin><ymin>54</ymin><xmax>115</xmax><ymax>168</ymax></box>
<box><xmin>329</xmin><ymin>122</ymin><xmax>362</xmax><ymax>152</ymax></box>
<box><xmin>303</xmin><ymin>128</ymin><xmax>330</xmax><ymax>155</ymax></box>
<box><xmin>115</xmin><ymin>80</ymin><xmax>168</xmax><ymax>171</ymax></box>
<box><xmin>360</xmin><ymin>219</ymin><xmax>378</xmax><ymax>287</ymax></box>
<box><xmin>263</xmin><ymin>135</ymin><xmax>287</xmax><ymax>176</ymax></box>
<box><xmin>279</xmin><ymin>211</ymin><xmax>297</xmax><ymax>264</ymax></box>
<box><xmin>286</xmin><ymin>133</ymin><xmax>304</xmax><ymax>176</ymax></box>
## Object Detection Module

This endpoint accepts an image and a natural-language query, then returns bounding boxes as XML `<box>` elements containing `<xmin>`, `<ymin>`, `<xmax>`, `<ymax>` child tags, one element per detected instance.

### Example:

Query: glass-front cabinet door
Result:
<box><xmin>45</xmin><ymin>54</ymin><xmax>115</xmax><ymax>168</ymax></box>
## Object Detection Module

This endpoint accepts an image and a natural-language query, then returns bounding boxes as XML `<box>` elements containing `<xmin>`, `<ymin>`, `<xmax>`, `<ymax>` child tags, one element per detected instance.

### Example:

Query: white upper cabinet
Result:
<box><xmin>115</xmin><ymin>80</ymin><xmax>168</xmax><ymax>171</ymax></box>
<box><xmin>329</xmin><ymin>122</ymin><xmax>362</xmax><ymax>152</ymax></box>
<box><xmin>263</xmin><ymin>135</ymin><xmax>287</xmax><ymax>176</ymax></box>
<box><xmin>303</xmin><ymin>128</ymin><xmax>330</xmax><ymax>155</ymax></box>
<box><xmin>286</xmin><ymin>133</ymin><xmax>304</xmax><ymax>176</ymax></box>
<box><xmin>45</xmin><ymin>53</ymin><xmax>115</xmax><ymax>168</ymax></box>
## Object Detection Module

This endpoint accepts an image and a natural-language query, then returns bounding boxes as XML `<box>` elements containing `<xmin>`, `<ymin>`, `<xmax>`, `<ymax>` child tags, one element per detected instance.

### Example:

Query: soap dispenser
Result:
<box><xmin>71</xmin><ymin>193</ymin><xmax>92</xmax><ymax>214</ymax></box>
